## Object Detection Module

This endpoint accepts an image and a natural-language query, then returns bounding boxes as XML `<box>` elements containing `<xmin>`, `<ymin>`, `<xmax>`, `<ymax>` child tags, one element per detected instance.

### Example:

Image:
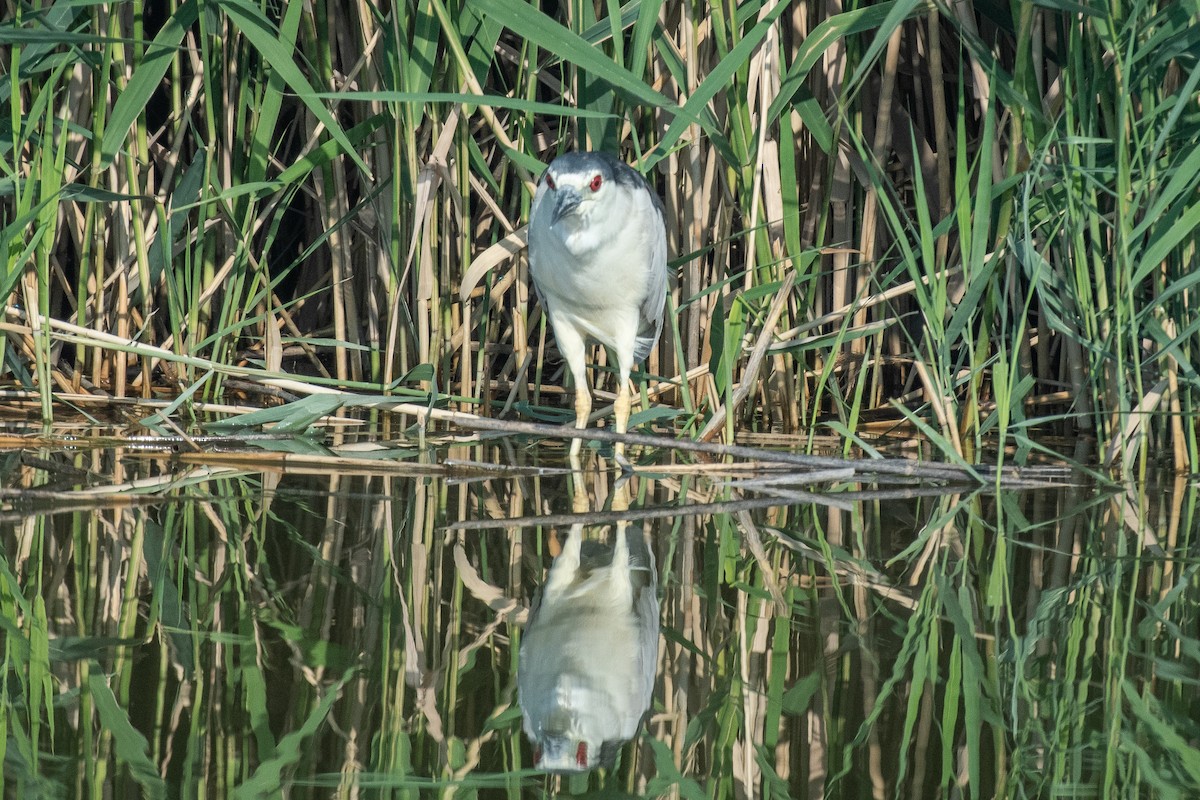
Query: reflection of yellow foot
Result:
<box><xmin>548</xmin><ymin>530</ymin><xmax>562</xmax><ymax>559</ymax></box>
<box><xmin>612</xmin><ymin>476</ymin><xmax>631</xmax><ymax>513</ymax></box>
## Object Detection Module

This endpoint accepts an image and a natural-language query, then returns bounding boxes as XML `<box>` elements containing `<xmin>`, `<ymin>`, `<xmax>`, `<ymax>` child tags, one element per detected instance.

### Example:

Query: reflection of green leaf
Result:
<box><xmin>142</xmin><ymin>518</ymin><xmax>194</xmax><ymax>669</ymax></box>
<box><xmin>644</xmin><ymin>738</ymin><xmax>707</xmax><ymax>800</ymax></box>
<box><xmin>254</xmin><ymin>609</ymin><xmax>355</xmax><ymax>672</ymax></box>
<box><xmin>235</xmin><ymin>667</ymin><xmax>357</xmax><ymax>798</ymax></box>
<box><xmin>1122</xmin><ymin>683</ymin><xmax>1200</xmax><ymax>789</ymax></box>
<box><xmin>47</xmin><ymin>636</ymin><xmax>141</xmax><ymax>662</ymax></box>
<box><xmin>780</xmin><ymin>671</ymin><xmax>822</xmax><ymax>714</ymax></box>
<box><xmin>30</xmin><ymin>596</ymin><xmax>53</xmax><ymax>744</ymax></box>
<box><xmin>481</xmin><ymin>704</ymin><xmax>522</xmax><ymax>734</ymax></box>
<box><xmin>628</xmin><ymin>406</ymin><xmax>685</xmax><ymax>426</ymax></box>
<box><xmin>88</xmin><ymin>671</ymin><xmax>168</xmax><ymax>799</ymax></box>
<box><xmin>447</xmin><ymin>736</ymin><xmax>467</xmax><ymax>770</ymax></box>
<box><xmin>238</xmin><ymin>614</ymin><xmax>276</xmax><ymax>762</ymax></box>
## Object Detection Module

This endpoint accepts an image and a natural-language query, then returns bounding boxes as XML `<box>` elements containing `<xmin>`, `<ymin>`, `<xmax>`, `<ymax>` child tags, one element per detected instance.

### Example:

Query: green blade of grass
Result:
<box><xmin>88</xmin><ymin>670</ymin><xmax>168</xmax><ymax>799</ymax></box>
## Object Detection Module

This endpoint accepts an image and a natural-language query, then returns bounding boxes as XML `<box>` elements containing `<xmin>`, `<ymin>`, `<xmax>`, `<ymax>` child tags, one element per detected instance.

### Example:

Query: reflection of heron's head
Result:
<box><xmin>533</xmin><ymin>733</ymin><xmax>594</xmax><ymax>773</ymax></box>
<box><xmin>531</xmin><ymin>703</ymin><xmax>626</xmax><ymax>773</ymax></box>
<box><xmin>533</xmin><ymin>734</ymin><xmax>626</xmax><ymax>773</ymax></box>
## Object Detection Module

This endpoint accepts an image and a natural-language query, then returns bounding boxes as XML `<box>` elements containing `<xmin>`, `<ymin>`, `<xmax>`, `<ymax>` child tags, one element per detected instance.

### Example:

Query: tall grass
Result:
<box><xmin>1</xmin><ymin>0</ymin><xmax>1198</xmax><ymax>469</ymax></box>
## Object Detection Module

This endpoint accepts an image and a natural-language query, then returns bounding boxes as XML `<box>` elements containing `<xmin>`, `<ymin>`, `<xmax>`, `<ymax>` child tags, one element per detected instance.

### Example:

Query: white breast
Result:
<box><xmin>528</xmin><ymin>182</ymin><xmax>663</xmax><ymax>354</ymax></box>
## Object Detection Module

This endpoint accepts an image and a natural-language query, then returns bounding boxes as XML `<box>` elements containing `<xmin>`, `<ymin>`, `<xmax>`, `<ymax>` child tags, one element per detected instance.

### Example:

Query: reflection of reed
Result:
<box><xmin>5</xmin><ymin>447</ymin><xmax>1199</xmax><ymax>797</ymax></box>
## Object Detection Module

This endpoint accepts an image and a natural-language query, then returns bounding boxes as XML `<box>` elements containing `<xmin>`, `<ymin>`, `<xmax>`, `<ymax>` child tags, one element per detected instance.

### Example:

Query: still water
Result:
<box><xmin>2</xmin><ymin>439</ymin><xmax>1197</xmax><ymax>798</ymax></box>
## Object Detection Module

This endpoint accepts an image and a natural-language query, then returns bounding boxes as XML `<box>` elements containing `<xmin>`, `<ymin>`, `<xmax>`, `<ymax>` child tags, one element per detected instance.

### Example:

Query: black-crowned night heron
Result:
<box><xmin>527</xmin><ymin>151</ymin><xmax>668</xmax><ymax>457</ymax></box>
<box><xmin>518</xmin><ymin>521</ymin><xmax>659</xmax><ymax>773</ymax></box>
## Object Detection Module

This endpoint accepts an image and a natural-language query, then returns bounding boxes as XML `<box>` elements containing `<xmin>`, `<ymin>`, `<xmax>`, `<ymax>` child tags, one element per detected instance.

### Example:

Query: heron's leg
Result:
<box><xmin>550</xmin><ymin>320</ymin><xmax>591</xmax><ymax>457</ymax></box>
<box><xmin>571</xmin><ymin>386</ymin><xmax>592</xmax><ymax>457</ymax></box>
<box><xmin>613</xmin><ymin>376</ymin><xmax>632</xmax><ymax>459</ymax></box>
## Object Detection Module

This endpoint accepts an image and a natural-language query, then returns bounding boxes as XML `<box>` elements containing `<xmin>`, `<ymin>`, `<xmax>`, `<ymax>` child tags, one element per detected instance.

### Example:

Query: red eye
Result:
<box><xmin>533</xmin><ymin>746</ymin><xmax>543</xmax><ymax>765</ymax></box>
<box><xmin>545</xmin><ymin>174</ymin><xmax>556</xmax><ymax>190</ymax></box>
<box><xmin>589</xmin><ymin>174</ymin><xmax>602</xmax><ymax>191</ymax></box>
<box><xmin>575</xmin><ymin>742</ymin><xmax>588</xmax><ymax>767</ymax></box>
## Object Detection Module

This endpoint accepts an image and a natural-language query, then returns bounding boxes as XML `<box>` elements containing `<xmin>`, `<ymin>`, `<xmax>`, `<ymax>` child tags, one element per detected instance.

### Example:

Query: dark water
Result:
<box><xmin>2</xmin><ymin>440</ymin><xmax>1197</xmax><ymax>798</ymax></box>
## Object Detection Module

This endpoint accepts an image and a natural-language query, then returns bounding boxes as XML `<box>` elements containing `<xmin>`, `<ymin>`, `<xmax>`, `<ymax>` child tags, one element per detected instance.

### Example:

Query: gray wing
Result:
<box><xmin>613</xmin><ymin>162</ymin><xmax>669</xmax><ymax>364</ymax></box>
<box><xmin>633</xmin><ymin>216</ymin><xmax>668</xmax><ymax>364</ymax></box>
<box><xmin>526</xmin><ymin>176</ymin><xmax>552</xmax><ymax>315</ymax></box>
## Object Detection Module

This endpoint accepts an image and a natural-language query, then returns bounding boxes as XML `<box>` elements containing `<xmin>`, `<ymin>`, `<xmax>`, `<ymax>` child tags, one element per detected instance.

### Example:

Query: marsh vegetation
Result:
<box><xmin>1</xmin><ymin>0</ymin><xmax>1197</xmax><ymax>473</ymax></box>
<box><xmin>3</xmin><ymin>0</ymin><xmax>1200</xmax><ymax>796</ymax></box>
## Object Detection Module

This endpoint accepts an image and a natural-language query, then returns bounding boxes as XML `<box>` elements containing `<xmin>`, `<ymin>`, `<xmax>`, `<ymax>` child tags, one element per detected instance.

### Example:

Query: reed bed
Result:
<box><xmin>2</xmin><ymin>0</ymin><xmax>1198</xmax><ymax>472</ymax></box>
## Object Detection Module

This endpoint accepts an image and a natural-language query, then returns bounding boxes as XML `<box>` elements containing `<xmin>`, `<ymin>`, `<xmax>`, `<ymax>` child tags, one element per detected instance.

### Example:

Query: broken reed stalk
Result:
<box><xmin>388</xmin><ymin>402</ymin><xmax>1064</xmax><ymax>487</ymax></box>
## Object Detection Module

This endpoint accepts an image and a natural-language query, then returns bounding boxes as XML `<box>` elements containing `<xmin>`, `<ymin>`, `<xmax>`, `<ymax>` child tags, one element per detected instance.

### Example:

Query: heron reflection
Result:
<box><xmin>518</xmin><ymin>500</ymin><xmax>659</xmax><ymax>773</ymax></box>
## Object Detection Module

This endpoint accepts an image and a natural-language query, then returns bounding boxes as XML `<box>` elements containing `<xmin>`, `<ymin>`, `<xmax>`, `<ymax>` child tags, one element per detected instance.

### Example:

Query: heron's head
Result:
<box><xmin>536</xmin><ymin>152</ymin><xmax>624</xmax><ymax>227</ymax></box>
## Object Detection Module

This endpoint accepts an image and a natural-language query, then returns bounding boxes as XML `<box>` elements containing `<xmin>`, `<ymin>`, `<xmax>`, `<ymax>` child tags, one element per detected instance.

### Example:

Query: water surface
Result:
<box><xmin>2</xmin><ymin>438</ymin><xmax>1197</xmax><ymax>798</ymax></box>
